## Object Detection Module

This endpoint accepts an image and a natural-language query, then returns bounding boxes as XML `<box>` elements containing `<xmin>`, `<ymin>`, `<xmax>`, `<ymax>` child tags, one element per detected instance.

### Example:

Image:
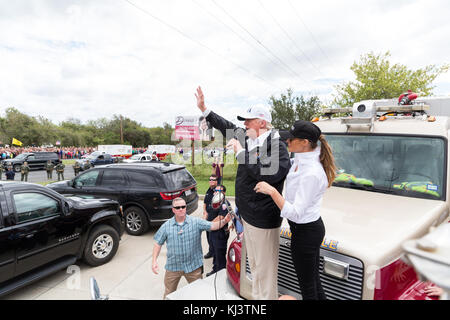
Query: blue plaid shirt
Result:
<box><xmin>154</xmin><ymin>215</ymin><xmax>212</xmax><ymax>273</ymax></box>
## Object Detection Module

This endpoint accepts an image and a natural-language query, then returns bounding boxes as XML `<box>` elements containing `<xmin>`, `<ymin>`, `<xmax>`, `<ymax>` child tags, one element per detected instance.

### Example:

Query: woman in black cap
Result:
<box><xmin>254</xmin><ymin>120</ymin><xmax>336</xmax><ymax>300</ymax></box>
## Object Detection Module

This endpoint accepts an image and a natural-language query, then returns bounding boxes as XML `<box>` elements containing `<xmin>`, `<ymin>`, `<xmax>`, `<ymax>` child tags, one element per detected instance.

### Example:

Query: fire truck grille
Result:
<box><xmin>245</xmin><ymin>240</ymin><xmax>364</xmax><ymax>300</ymax></box>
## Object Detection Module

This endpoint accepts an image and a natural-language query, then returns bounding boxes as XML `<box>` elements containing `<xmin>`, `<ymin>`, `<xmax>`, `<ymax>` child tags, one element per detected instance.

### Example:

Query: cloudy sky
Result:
<box><xmin>1</xmin><ymin>0</ymin><xmax>449</xmax><ymax>128</ymax></box>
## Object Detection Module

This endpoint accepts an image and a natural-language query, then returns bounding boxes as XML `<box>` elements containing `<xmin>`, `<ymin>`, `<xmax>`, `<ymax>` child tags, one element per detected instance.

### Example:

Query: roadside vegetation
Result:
<box><xmin>164</xmin><ymin>154</ymin><xmax>237</xmax><ymax>196</ymax></box>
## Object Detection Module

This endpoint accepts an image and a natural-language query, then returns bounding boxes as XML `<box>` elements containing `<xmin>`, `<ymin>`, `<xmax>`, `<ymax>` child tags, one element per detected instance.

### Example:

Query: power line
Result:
<box><xmin>123</xmin><ymin>0</ymin><xmax>281</xmax><ymax>90</ymax></box>
<box><xmin>257</xmin><ymin>0</ymin><xmax>325</xmax><ymax>78</ymax></box>
<box><xmin>211</xmin><ymin>0</ymin><xmax>309</xmax><ymax>86</ymax></box>
<box><xmin>287</xmin><ymin>0</ymin><xmax>334</xmax><ymax>68</ymax></box>
<box><xmin>235</xmin><ymin>1</ymin><xmax>313</xmax><ymax>77</ymax></box>
<box><xmin>190</xmin><ymin>0</ymin><xmax>288</xmax><ymax>79</ymax></box>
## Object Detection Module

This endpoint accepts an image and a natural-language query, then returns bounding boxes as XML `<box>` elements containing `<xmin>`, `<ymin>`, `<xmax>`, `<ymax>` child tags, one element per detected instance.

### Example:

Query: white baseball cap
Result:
<box><xmin>237</xmin><ymin>106</ymin><xmax>272</xmax><ymax>123</ymax></box>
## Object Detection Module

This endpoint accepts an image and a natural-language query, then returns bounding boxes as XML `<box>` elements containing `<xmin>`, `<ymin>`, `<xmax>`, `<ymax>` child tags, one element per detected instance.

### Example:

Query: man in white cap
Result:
<box><xmin>195</xmin><ymin>86</ymin><xmax>291</xmax><ymax>300</ymax></box>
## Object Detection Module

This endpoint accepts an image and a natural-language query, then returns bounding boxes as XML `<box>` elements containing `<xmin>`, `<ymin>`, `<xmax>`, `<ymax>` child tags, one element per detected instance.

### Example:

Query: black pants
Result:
<box><xmin>206</xmin><ymin>231</ymin><xmax>214</xmax><ymax>256</ymax></box>
<box><xmin>288</xmin><ymin>217</ymin><xmax>326</xmax><ymax>300</ymax></box>
<box><xmin>210</xmin><ymin>230</ymin><xmax>229</xmax><ymax>272</ymax></box>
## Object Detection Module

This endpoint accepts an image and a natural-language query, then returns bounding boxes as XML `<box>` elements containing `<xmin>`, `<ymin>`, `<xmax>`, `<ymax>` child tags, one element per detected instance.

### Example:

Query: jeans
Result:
<box><xmin>288</xmin><ymin>217</ymin><xmax>326</xmax><ymax>300</ymax></box>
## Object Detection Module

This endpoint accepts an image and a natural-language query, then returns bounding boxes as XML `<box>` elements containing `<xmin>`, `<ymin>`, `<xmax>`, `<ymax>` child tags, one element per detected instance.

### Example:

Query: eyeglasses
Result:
<box><xmin>209</xmin><ymin>179</ymin><xmax>217</xmax><ymax>181</ymax></box>
<box><xmin>214</xmin><ymin>189</ymin><xmax>224</xmax><ymax>192</ymax></box>
<box><xmin>173</xmin><ymin>205</ymin><xmax>186</xmax><ymax>210</ymax></box>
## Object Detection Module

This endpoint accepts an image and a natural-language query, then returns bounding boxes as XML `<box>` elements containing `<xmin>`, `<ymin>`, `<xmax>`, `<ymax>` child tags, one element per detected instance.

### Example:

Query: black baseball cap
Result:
<box><xmin>279</xmin><ymin>120</ymin><xmax>322</xmax><ymax>143</ymax></box>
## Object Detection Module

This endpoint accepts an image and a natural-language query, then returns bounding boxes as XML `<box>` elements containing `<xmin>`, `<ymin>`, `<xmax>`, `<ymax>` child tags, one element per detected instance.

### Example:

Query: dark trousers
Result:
<box><xmin>210</xmin><ymin>230</ymin><xmax>228</xmax><ymax>272</ymax></box>
<box><xmin>288</xmin><ymin>217</ymin><xmax>326</xmax><ymax>300</ymax></box>
<box><xmin>206</xmin><ymin>231</ymin><xmax>214</xmax><ymax>255</ymax></box>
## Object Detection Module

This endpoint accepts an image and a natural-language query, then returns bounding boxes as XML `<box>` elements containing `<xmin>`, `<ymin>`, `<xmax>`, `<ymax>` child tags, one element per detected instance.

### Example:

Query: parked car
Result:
<box><xmin>75</xmin><ymin>152</ymin><xmax>114</xmax><ymax>170</ymax></box>
<box><xmin>47</xmin><ymin>162</ymin><xmax>199</xmax><ymax>235</ymax></box>
<box><xmin>0</xmin><ymin>181</ymin><xmax>124</xmax><ymax>297</ymax></box>
<box><xmin>122</xmin><ymin>154</ymin><xmax>154</xmax><ymax>163</ymax></box>
<box><xmin>2</xmin><ymin>152</ymin><xmax>60</xmax><ymax>172</ymax></box>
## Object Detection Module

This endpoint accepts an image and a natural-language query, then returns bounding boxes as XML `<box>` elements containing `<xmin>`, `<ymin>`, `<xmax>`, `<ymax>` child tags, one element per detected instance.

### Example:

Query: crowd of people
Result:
<box><xmin>0</xmin><ymin>146</ymin><xmax>97</xmax><ymax>160</ymax></box>
<box><xmin>0</xmin><ymin>146</ymin><xmax>155</xmax><ymax>160</ymax></box>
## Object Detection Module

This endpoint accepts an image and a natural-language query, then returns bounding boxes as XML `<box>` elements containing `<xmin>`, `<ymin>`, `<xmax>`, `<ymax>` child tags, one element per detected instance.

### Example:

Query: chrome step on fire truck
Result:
<box><xmin>227</xmin><ymin>95</ymin><xmax>450</xmax><ymax>300</ymax></box>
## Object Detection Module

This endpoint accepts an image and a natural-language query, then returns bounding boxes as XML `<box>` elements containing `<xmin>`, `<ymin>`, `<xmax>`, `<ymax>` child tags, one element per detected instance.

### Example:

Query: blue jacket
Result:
<box><xmin>6</xmin><ymin>170</ymin><xmax>15</xmax><ymax>180</ymax></box>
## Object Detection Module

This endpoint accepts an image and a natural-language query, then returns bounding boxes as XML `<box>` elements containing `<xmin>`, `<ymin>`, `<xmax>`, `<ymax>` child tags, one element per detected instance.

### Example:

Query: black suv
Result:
<box><xmin>76</xmin><ymin>152</ymin><xmax>115</xmax><ymax>171</ymax></box>
<box><xmin>0</xmin><ymin>181</ymin><xmax>124</xmax><ymax>297</ymax></box>
<box><xmin>47</xmin><ymin>162</ymin><xmax>199</xmax><ymax>236</ymax></box>
<box><xmin>2</xmin><ymin>152</ymin><xmax>60</xmax><ymax>172</ymax></box>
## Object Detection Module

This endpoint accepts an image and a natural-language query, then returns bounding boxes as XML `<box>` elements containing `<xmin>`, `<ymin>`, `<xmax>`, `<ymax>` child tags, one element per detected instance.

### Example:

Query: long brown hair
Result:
<box><xmin>311</xmin><ymin>135</ymin><xmax>337</xmax><ymax>187</ymax></box>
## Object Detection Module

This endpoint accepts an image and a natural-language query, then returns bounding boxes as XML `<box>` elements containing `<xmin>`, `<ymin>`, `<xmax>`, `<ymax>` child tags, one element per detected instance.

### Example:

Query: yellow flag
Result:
<box><xmin>12</xmin><ymin>138</ymin><xmax>23</xmax><ymax>146</ymax></box>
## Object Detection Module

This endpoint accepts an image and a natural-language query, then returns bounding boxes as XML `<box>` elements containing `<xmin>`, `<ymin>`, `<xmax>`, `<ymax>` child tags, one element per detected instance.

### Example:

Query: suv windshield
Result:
<box><xmin>163</xmin><ymin>168</ymin><xmax>196</xmax><ymax>190</ymax></box>
<box><xmin>327</xmin><ymin>134</ymin><xmax>446</xmax><ymax>200</ymax></box>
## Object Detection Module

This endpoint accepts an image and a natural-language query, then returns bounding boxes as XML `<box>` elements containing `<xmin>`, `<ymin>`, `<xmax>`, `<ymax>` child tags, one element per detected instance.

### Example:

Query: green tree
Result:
<box><xmin>36</xmin><ymin>116</ymin><xmax>58</xmax><ymax>145</ymax></box>
<box><xmin>333</xmin><ymin>51</ymin><xmax>449</xmax><ymax>107</ymax></box>
<box><xmin>2</xmin><ymin>107</ymin><xmax>37</xmax><ymax>145</ymax></box>
<box><xmin>0</xmin><ymin>107</ymin><xmax>177</xmax><ymax>148</ymax></box>
<box><xmin>269</xmin><ymin>88</ymin><xmax>322</xmax><ymax>130</ymax></box>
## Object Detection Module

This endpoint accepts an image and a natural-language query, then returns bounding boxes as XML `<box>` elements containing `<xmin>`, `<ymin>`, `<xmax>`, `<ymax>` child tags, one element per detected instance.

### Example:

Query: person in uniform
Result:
<box><xmin>56</xmin><ymin>162</ymin><xmax>65</xmax><ymax>181</ymax></box>
<box><xmin>203</xmin><ymin>174</ymin><xmax>218</xmax><ymax>260</ymax></box>
<box><xmin>20</xmin><ymin>161</ymin><xmax>30</xmax><ymax>182</ymax></box>
<box><xmin>73</xmin><ymin>161</ymin><xmax>81</xmax><ymax>176</ymax></box>
<box><xmin>205</xmin><ymin>184</ymin><xmax>231</xmax><ymax>277</ymax></box>
<box><xmin>5</xmin><ymin>164</ymin><xmax>15</xmax><ymax>180</ymax></box>
<box><xmin>45</xmin><ymin>160</ymin><xmax>54</xmax><ymax>179</ymax></box>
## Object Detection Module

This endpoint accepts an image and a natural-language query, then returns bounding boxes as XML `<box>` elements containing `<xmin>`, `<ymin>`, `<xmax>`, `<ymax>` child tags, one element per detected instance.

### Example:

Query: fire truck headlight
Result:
<box><xmin>228</xmin><ymin>247</ymin><xmax>236</xmax><ymax>263</ymax></box>
<box><xmin>323</xmin><ymin>257</ymin><xmax>349</xmax><ymax>280</ymax></box>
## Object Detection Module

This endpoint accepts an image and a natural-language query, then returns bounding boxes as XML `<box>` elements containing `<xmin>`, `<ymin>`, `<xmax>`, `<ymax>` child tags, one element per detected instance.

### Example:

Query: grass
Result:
<box><xmin>195</xmin><ymin>179</ymin><xmax>236</xmax><ymax>196</ymax></box>
<box><xmin>165</xmin><ymin>154</ymin><xmax>238</xmax><ymax>196</ymax></box>
<box><xmin>62</xmin><ymin>159</ymin><xmax>76</xmax><ymax>165</ymax></box>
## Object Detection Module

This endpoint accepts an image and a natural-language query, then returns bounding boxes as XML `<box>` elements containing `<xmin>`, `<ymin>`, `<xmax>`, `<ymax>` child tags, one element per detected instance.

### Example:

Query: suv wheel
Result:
<box><xmin>83</xmin><ymin>225</ymin><xmax>119</xmax><ymax>267</ymax></box>
<box><xmin>13</xmin><ymin>164</ymin><xmax>21</xmax><ymax>172</ymax></box>
<box><xmin>124</xmin><ymin>206</ymin><xmax>149</xmax><ymax>236</ymax></box>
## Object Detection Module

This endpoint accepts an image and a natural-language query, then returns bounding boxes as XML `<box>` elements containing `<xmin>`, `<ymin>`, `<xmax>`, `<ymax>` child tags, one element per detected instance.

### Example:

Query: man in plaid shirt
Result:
<box><xmin>152</xmin><ymin>197</ymin><xmax>231</xmax><ymax>299</ymax></box>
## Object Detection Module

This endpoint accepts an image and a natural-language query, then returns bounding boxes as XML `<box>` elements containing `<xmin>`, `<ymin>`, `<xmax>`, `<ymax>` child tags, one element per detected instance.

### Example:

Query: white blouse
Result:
<box><xmin>280</xmin><ymin>147</ymin><xmax>328</xmax><ymax>224</ymax></box>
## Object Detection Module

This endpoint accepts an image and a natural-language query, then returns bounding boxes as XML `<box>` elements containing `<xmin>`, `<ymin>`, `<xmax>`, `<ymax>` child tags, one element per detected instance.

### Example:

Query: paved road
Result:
<box><xmin>2</xmin><ymin>199</ymin><xmax>237</xmax><ymax>300</ymax></box>
<box><xmin>2</xmin><ymin>167</ymin><xmax>77</xmax><ymax>184</ymax></box>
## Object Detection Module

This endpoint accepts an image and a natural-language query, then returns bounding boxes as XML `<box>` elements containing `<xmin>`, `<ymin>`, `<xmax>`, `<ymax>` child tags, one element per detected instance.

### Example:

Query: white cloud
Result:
<box><xmin>0</xmin><ymin>0</ymin><xmax>449</xmax><ymax>130</ymax></box>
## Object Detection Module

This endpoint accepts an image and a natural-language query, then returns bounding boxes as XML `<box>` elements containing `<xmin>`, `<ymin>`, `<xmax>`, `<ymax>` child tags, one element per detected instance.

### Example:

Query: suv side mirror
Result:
<box><xmin>90</xmin><ymin>277</ymin><xmax>108</xmax><ymax>300</ymax></box>
<box><xmin>62</xmin><ymin>200</ymin><xmax>73</xmax><ymax>216</ymax></box>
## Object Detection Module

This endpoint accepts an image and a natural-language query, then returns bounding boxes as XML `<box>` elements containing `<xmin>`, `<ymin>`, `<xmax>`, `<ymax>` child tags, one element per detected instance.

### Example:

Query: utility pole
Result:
<box><xmin>120</xmin><ymin>115</ymin><xmax>124</xmax><ymax>144</ymax></box>
<box><xmin>191</xmin><ymin>139</ymin><xmax>195</xmax><ymax>166</ymax></box>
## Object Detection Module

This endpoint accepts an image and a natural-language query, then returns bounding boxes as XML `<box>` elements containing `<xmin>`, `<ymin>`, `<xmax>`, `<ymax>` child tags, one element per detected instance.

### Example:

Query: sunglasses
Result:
<box><xmin>214</xmin><ymin>189</ymin><xmax>224</xmax><ymax>192</ymax></box>
<box><xmin>173</xmin><ymin>205</ymin><xmax>186</xmax><ymax>210</ymax></box>
<box><xmin>209</xmin><ymin>179</ymin><xmax>217</xmax><ymax>181</ymax></box>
